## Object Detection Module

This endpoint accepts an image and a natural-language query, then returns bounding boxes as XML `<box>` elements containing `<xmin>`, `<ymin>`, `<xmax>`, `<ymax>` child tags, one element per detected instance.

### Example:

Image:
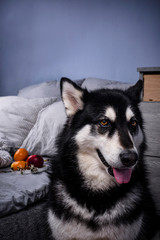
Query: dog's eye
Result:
<box><xmin>130</xmin><ymin>119</ymin><xmax>137</xmax><ymax>128</ymax></box>
<box><xmin>99</xmin><ymin>119</ymin><xmax>110</xmax><ymax>127</ymax></box>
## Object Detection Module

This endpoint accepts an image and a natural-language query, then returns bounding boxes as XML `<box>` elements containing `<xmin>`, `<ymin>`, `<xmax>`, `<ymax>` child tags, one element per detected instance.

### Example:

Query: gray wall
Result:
<box><xmin>0</xmin><ymin>0</ymin><xmax>160</xmax><ymax>96</ymax></box>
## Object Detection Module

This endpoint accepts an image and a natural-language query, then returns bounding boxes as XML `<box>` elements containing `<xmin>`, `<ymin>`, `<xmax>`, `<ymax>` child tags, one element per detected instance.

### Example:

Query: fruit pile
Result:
<box><xmin>11</xmin><ymin>148</ymin><xmax>44</xmax><ymax>172</ymax></box>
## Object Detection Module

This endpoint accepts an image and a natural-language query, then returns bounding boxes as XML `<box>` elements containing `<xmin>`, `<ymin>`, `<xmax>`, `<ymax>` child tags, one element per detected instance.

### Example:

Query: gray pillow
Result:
<box><xmin>82</xmin><ymin>78</ymin><xmax>132</xmax><ymax>91</ymax></box>
<box><xmin>17</xmin><ymin>80</ymin><xmax>61</xmax><ymax>100</ymax></box>
<box><xmin>139</xmin><ymin>102</ymin><xmax>160</xmax><ymax>157</ymax></box>
<box><xmin>17</xmin><ymin>79</ymin><xmax>85</xmax><ymax>100</ymax></box>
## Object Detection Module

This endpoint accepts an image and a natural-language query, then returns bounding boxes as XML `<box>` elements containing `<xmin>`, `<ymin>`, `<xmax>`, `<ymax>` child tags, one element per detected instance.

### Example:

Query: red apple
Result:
<box><xmin>27</xmin><ymin>155</ymin><xmax>44</xmax><ymax>168</ymax></box>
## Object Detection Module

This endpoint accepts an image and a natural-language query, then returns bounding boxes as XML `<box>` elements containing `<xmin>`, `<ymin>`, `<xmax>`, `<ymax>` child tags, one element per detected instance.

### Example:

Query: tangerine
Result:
<box><xmin>11</xmin><ymin>161</ymin><xmax>26</xmax><ymax>170</ymax></box>
<box><xmin>14</xmin><ymin>148</ymin><xmax>28</xmax><ymax>161</ymax></box>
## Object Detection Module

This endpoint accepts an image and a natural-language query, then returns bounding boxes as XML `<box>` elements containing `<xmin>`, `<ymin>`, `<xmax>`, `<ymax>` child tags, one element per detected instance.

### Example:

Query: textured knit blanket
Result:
<box><xmin>0</xmin><ymin>133</ymin><xmax>13</xmax><ymax>168</ymax></box>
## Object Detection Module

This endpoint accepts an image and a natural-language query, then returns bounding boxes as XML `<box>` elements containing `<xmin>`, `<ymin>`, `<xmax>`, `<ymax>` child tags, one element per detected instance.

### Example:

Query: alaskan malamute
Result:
<box><xmin>48</xmin><ymin>78</ymin><xmax>158</xmax><ymax>240</ymax></box>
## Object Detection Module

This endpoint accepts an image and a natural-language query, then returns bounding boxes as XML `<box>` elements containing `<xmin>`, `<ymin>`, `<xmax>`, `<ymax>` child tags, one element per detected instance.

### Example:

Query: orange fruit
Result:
<box><xmin>14</xmin><ymin>148</ymin><xmax>28</xmax><ymax>162</ymax></box>
<box><xmin>11</xmin><ymin>161</ymin><xmax>26</xmax><ymax>170</ymax></box>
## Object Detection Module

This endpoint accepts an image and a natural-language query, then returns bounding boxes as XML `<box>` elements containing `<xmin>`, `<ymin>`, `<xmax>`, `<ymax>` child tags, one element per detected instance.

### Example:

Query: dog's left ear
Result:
<box><xmin>126</xmin><ymin>80</ymin><xmax>143</xmax><ymax>104</ymax></box>
<box><xmin>60</xmin><ymin>77</ymin><xmax>84</xmax><ymax>117</ymax></box>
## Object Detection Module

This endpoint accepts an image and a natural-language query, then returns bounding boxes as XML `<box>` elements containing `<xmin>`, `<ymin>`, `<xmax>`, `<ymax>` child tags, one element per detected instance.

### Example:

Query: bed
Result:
<box><xmin>0</xmin><ymin>78</ymin><xmax>160</xmax><ymax>240</ymax></box>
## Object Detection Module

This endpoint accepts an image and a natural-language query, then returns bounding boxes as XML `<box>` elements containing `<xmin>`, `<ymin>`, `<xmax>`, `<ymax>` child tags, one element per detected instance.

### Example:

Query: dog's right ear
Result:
<box><xmin>60</xmin><ymin>78</ymin><xmax>84</xmax><ymax>117</ymax></box>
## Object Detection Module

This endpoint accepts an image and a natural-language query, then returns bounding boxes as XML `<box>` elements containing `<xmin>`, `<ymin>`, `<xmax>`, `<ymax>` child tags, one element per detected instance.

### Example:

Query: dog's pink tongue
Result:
<box><xmin>113</xmin><ymin>168</ymin><xmax>132</xmax><ymax>184</ymax></box>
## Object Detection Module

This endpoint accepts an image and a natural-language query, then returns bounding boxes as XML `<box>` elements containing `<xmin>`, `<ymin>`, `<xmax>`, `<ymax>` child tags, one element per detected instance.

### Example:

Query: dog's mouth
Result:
<box><xmin>96</xmin><ymin>149</ymin><xmax>132</xmax><ymax>184</ymax></box>
<box><xmin>96</xmin><ymin>149</ymin><xmax>114</xmax><ymax>176</ymax></box>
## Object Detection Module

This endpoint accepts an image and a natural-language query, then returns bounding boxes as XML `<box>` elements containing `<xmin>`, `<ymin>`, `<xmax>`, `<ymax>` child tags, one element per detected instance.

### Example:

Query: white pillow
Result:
<box><xmin>82</xmin><ymin>78</ymin><xmax>132</xmax><ymax>91</ymax></box>
<box><xmin>21</xmin><ymin>101</ymin><xmax>67</xmax><ymax>157</ymax></box>
<box><xmin>0</xmin><ymin>96</ymin><xmax>56</xmax><ymax>149</ymax></box>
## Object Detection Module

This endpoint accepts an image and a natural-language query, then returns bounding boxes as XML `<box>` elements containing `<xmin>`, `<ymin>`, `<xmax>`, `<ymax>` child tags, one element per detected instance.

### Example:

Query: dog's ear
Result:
<box><xmin>125</xmin><ymin>80</ymin><xmax>143</xmax><ymax>104</ymax></box>
<box><xmin>60</xmin><ymin>77</ymin><xmax>84</xmax><ymax>117</ymax></box>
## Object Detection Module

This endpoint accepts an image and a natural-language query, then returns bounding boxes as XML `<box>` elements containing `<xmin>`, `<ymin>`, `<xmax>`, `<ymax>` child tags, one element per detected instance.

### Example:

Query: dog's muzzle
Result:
<box><xmin>96</xmin><ymin>149</ymin><xmax>138</xmax><ymax>184</ymax></box>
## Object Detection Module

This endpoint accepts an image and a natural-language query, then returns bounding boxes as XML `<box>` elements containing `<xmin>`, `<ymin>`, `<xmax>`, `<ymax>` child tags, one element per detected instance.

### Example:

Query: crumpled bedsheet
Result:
<box><xmin>0</xmin><ymin>164</ymin><xmax>50</xmax><ymax>217</ymax></box>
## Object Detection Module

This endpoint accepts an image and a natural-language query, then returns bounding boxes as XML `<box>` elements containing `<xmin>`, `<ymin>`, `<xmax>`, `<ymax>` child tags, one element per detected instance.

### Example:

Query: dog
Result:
<box><xmin>48</xmin><ymin>78</ymin><xmax>159</xmax><ymax>240</ymax></box>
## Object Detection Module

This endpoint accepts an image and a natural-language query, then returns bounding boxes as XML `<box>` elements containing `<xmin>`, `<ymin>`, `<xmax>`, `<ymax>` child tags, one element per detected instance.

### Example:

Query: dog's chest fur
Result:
<box><xmin>48</xmin><ymin>210</ymin><xmax>142</xmax><ymax>240</ymax></box>
<box><xmin>48</xmin><ymin>180</ymin><xmax>143</xmax><ymax>240</ymax></box>
<box><xmin>48</xmin><ymin>181</ymin><xmax>143</xmax><ymax>240</ymax></box>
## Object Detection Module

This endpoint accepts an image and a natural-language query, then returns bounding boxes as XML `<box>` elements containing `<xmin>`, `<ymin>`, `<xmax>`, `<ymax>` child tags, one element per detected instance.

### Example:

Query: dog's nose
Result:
<box><xmin>120</xmin><ymin>150</ymin><xmax>138</xmax><ymax>167</ymax></box>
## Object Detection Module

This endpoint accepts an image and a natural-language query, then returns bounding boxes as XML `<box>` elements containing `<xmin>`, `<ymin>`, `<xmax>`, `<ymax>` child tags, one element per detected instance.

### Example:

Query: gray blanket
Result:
<box><xmin>0</xmin><ymin>165</ymin><xmax>50</xmax><ymax>217</ymax></box>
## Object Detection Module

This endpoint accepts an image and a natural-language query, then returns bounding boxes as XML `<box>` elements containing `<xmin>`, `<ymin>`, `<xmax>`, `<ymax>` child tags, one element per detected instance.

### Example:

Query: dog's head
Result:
<box><xmin>60</xmin><ymin>78</ymin><xmax>145</xmax><ymax>190</ymax></box>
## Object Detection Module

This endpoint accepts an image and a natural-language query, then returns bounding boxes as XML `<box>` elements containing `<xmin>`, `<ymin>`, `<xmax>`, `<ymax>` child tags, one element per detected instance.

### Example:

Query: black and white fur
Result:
<box><xmin>48</xmin><ymin>78</ymin><xmax>158</xmax><ymax>240</ymax></box>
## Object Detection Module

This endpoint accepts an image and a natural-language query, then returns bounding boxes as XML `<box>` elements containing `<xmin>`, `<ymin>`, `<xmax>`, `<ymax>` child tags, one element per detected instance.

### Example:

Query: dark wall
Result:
<box><xmin>0</xmin><ymin>0</ymin><xmax>160</xmax><ymax>96</ymax></box>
